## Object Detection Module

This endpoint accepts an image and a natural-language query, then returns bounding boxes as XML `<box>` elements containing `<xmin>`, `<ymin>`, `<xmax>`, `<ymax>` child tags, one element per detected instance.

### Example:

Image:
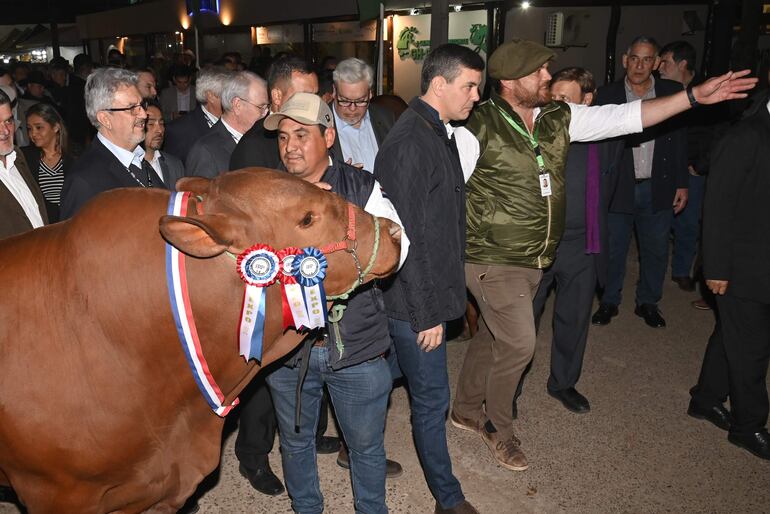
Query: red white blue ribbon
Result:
<box><xmin>277</xmin><ymin>247</ymin><xmax>311</xmax><ymax>330</ymax></box>
<box><xmin>165</xmin><ymin>192</ymin><xmax>237</xmax><ymax>417</ymax></box>
<box><xmin>236</xmin><ymin>244</ymin><xmax>280</xmax><ymax>362</ymax></box>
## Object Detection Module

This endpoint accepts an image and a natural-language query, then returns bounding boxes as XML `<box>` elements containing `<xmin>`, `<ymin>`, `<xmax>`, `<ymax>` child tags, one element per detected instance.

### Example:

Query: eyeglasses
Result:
<box><xmin>335</xmin><ymin>96</ymin><xmax>370</xmax><ymax>108</ymax></box>
<box><xmin>238</xmin><ymin>97</ymin><xmax>269</xmax><ymax>114</ymax></box>
<box><xmin>105</xmin><ymin>100</ymin><xmax>148</xmax><ymax>116</ymax></box>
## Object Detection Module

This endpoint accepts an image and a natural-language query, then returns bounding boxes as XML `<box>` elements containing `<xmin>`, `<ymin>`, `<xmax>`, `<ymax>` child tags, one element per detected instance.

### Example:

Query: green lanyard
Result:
<box><xmin>491</xmin><ymin>99</ymin><xmax>546</xmax><ymax>172</ymax></box>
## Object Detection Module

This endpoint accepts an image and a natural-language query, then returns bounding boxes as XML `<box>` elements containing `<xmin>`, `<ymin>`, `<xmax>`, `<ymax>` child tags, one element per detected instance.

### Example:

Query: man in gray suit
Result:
<box><xmin>186</xmin><ymin>71</ymin><xmax>268</xmax><ymax>178</ymax></box>
<box><xmin>330</xmin><ymin>58</ymin><xmax>394</xmax><ymax>172</ymax></box>
<box><xmin>142</xmin><ymin>102</ymin><xmax>184</xmax><ymax>190</ymax></box>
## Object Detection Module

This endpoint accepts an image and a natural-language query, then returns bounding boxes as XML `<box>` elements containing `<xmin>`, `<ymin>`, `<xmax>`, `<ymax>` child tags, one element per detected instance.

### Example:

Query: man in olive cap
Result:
<box><xmin>450</xmin><ymin>38</ymin><xmax>756</xmax><ymax>472</ymax></box>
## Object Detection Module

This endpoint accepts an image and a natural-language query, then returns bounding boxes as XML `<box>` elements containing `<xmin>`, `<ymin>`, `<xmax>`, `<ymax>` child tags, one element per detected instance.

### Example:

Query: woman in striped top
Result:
<box><xmin>22</xmin><ymin>103</ymin><xmax>74</xmax><ymax>223</ymax></box>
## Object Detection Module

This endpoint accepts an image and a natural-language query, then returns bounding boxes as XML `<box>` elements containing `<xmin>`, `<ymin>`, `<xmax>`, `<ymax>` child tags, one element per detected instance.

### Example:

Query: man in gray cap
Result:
<box><xmin>451</xmin><ymin>38</ymin><xmax>756</xmax><ymax>472</ymax></box>
<box><xmin>261</xmin><ymin>92</ymin><xmax>408</xmax><ymax>514</ymax></box>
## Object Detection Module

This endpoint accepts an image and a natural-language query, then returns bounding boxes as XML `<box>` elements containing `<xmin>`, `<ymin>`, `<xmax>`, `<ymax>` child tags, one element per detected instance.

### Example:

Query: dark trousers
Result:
<box><xmin>604</xmin><ymin>179</ymin><xmax>672</xmax><ymax>307</ymax></box>
<box><xmin>235</xmin><ymin>377</ymin><xmax>276</xmax><ymax>470</ymax></box>
<box><xmin>531</xmin><ymin>237</ymin><xmax>596</xmax><ymax>393</ymax></box>
<box><xmin>691</xmin><ymin>322</ymin><xmax>730</xmax><ymax>409</ymax></box>
<box><xmin>717</xmin><ymin>295</ymin><xmax>770</xmax><ymax>435</ymax></box>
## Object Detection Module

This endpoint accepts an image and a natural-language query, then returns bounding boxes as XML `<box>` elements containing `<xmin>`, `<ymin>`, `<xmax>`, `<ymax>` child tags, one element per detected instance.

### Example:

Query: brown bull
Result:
<box><xmin>0</xmin><ymin>168</ymin><xmax>400</xmax><ymax>513</ymax></box>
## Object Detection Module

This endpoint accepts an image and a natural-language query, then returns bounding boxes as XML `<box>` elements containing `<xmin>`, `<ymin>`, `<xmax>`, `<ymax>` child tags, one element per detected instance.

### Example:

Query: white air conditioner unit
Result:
<box><xmin>545</xmin><ymin>12</ymin><xmax>564</xmax><ymax>47</ymax></box>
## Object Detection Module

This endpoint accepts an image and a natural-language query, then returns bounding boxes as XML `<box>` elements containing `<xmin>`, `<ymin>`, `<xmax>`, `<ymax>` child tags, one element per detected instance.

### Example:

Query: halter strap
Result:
<box><xmin>319</xmin><ymin>203</ymin><xmax>357</xmax><ymax>254</ymax></box>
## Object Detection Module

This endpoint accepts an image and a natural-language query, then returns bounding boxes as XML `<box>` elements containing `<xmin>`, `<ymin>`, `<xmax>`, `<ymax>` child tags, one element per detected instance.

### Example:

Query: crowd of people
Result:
<box><xmin>0</xmin><ymin>34</ymin><xmax>767</xmax><ymax>514</ymax></box>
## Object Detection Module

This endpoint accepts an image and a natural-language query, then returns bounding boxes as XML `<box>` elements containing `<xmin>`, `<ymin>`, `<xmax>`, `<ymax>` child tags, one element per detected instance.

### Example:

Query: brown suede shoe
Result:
<box><xmin>480</xmin><ymin>428</ymin><xmax>528</xmax><ymax>471</ymax></box>
<box><xmin>450</xmin><ymin>410</ymin><xmax>481</xmax><ymax>434</ymax></box>
<box><xmin>435</xmin><ymin>500</ymin><xmax>480</xmax><ymax>513</ymax></box>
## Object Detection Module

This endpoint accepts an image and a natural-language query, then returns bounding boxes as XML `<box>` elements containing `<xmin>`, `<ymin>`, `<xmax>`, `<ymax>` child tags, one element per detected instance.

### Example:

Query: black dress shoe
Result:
<box><xmin>316</xmin><ymin>435</ymin><xmax>341</xmax><ymax>454</ymax></box>
<box><xmin>672</xmin><ymin>276</ymin><xmax>696</xmax><ymax>292</ymax></box>
<box><xmin>728</xmin><ymin>429</ymin><xmax>770</xmax><ymax>460</ymax></box>
<box><xmin>548</xmin><ymin>387</ymin><xmax>590</xmax><ymax>414</ymax></box>
<box><xmin>591</xmin><ymin>303</ymin><xmax>618</xmax><ymax>325</ymax></box>
<box><xmin>634</xmin><ymin>303</ymin><xmax>666</xmax><ymax>328</ymax></box>
<box><xmin>687</xmin><ymin>400</ymin><xmax>732</xmax><ymax>431</ymax></box>
<box><xmin>239</xmin><ymin>463</ymin><xmax>285</xmax><ymax>496</ymax></box>
<box><xmin>337</xmin><ymin>450</ymin><xmax>404</xmax><ymax>478</ymax></box>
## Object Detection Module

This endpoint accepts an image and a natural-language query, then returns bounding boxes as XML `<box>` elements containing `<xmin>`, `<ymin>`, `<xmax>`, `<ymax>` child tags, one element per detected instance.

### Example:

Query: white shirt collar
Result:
<box><xmin>0</xmin><ymin>149</ymin><xmax>17</xmax><ymax>171</ymax></box>
<box><xmin>221</xmin><ymin>118</ymin><xmax>243</xmax><ymax>144</ymax></box>
<box><xmin>97</xmin><ymin>132</ymin><xmax>145</xmax><ymax>169</ymax></box>
<box><xmin>201</xmin><ymin>105</ymin><xmax>219</xmax><ymax>125</ymax></box>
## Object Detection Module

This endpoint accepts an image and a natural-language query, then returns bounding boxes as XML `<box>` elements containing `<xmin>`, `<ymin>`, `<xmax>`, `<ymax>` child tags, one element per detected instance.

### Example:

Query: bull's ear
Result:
<box><xmin>159</xmin><ymin>214</ymin><xmax>233</xmax><ymax>258</ymax></box>
<box><xmin>175</xmin><ymin>177</ymin><xmax>211</xmax><ymax>196</ymax></box>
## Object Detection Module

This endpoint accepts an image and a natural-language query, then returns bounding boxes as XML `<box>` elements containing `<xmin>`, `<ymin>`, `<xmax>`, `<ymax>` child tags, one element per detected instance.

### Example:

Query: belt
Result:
<box><xmin>635</xmin><ymin>178</ymin><xmax>650</xmax><ymax>184</ymax></box>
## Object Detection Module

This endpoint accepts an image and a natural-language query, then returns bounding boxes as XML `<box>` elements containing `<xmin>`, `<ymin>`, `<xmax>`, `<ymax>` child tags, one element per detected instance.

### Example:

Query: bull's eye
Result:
<box><xmin>300</xmin><ymin>212</ymin><xmax>313</xmax><ymax>227</ymax></box>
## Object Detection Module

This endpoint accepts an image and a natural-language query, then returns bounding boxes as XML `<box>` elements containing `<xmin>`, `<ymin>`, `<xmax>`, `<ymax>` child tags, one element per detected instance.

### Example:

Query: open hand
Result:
<box><xmin>693</xmin><ymin>70</ymin><xmax>758</xmax><ymax>105</ymax></box>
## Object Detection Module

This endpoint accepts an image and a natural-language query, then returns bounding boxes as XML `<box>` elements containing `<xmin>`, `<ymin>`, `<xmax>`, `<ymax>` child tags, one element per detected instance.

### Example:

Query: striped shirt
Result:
<box><xmin>38</xmin><ymin>157</ymin><xmax>64</xmax><ymax>205</ymax></box>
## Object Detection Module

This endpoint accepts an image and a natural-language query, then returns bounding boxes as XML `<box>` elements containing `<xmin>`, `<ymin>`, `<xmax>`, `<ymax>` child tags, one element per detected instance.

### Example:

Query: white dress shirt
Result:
<box><xmin>455</xmin><ymin>99</ymin><xmax>644</xmax><ymax>182</ymax></box>
<box><xmin>146</xmin><ymin>151</ymin><xmax>165</xmax><ymax>184</ymax></box>
<box><xmin>97</xmin><ymin>132</ymin><xmax>145</xmax><ymax>170</ymax></box>
<box><xmin>177</xmin><ymin>89</ymin><xmax>191</xmax><ymax>113</ymax></box>
<box><xmin>332</xmin><ymin>105</ymin><xmax>379</xmax><ymax>173</ymax></box>
<box><xmin>0</xmin><ymin>150</ymin><xmax>45</xmax><ymax>228</ymax></box>
<box><xmin>201</xmin><ymin>105</ymin><xmax>219</xmax><ymax>127</ymax></box>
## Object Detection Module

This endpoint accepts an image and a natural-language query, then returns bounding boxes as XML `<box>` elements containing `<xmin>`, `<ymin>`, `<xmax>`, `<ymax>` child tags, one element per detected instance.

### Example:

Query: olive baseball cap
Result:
<box><xmin>488</xmin><ymin>39</ymin><xmax>556</xmax><ymax>80</ymax></box>
<box><xmin>263</xmin><ymin>92</ymin><xmax>334</xmax><ymax>131</ymax></box>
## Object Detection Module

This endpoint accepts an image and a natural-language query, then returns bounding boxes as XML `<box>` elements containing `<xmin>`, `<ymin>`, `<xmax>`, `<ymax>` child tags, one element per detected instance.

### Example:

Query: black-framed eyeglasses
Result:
<box><xmin>335</xmin><ymin>96</ymin><xmax>369</xmax><ymax>108</ymax></box>
<box><xmin>238</xmin><ymin>97</ymin><xmax>269</xmax><ymax>114</ymax></box>
<box><xmin>105</xmin><ymin>100</ymin><xmax>148</xmax><ymax>116</ymax></box>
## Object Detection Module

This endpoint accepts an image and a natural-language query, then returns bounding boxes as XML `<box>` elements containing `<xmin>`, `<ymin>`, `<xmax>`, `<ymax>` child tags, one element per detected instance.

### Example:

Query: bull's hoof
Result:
<box><xmin>239</xmin><ymin>463</ymin><xmax>285</xmax><ymax>496</ymax></box>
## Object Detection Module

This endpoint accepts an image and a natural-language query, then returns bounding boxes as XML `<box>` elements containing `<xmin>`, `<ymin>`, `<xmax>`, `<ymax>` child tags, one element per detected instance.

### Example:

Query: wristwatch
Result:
<box><xmin>686</xmin><ymin>85</ymin><xmax>699</xmax><ymax>107</ymax></box>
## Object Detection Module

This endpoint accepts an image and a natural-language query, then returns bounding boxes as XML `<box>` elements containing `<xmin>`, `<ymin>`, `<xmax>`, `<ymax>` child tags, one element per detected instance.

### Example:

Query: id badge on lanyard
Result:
<box><xmin>539</xmin><ymin>171</ymin><xmax>552</xmax><ymax>197</ymax></box>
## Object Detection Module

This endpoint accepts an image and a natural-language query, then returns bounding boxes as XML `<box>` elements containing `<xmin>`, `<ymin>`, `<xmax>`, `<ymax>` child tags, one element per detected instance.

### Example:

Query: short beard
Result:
<box><xmin>511</xmin><ymin>82</ymin><xmax>551</xmax><ymax>108</ymax></box>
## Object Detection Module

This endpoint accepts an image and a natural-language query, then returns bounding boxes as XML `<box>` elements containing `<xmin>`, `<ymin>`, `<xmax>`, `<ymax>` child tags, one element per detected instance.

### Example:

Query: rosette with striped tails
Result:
<box><xmin>165</xmin><ymin>191</ymin><xmax>237</xmax><ymax>416</ymax></box>
<box><xmin>236</xmin><ymin>244</ymin><xmax>280</xmax><ymax>362</ymax></box>
<box><xmin>292</xmin><ymin>247</ymin><xmax>328</xmax><ymax>329</ymax></box>
<box><xmin>277</xmin><ymin>247</ymin><xmax>311</xmax><ymax>330</ymax></box>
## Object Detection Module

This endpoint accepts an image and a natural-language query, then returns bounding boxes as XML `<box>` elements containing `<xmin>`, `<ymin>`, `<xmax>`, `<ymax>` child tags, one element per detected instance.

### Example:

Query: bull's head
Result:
<box><xmin>158</xmin><ymin>169</ymin><xmax>401</xmax><ymax>295</ymax></box>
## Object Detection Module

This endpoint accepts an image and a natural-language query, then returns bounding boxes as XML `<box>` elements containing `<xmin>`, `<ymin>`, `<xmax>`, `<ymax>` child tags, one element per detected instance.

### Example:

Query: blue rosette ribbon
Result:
<box><xmin>291</xmin><ymin>247</ymin><xmax>328</xmax><ymax>329</ymax></box>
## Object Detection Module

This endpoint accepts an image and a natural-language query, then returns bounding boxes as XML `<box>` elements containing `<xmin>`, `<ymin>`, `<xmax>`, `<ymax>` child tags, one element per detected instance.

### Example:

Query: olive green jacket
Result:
<box><xmin>465</xmin><ymin>92</ymin><xmax>572</xmax><ymax>269</ymax></box>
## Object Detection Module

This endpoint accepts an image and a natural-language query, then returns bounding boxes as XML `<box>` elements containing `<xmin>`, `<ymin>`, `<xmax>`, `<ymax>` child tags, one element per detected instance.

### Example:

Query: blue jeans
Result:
<box><xmin>266</xmin><ymin>347</ymin><xmax>391</xmax><ymax>514</ymax></box>
<box><xmin>671</xmin><ymin>173</ymin><xmax>705</xmax><ymax>278</ymax></box>
<box><xmin>388</xmin><ymin>318</ymin><xmax>465</xmax><ymax>510</ymax></box>
<box><xmin>604</xmin><ymin>180</ymin><xmax>672</xmax><ymax>307</ymax></box>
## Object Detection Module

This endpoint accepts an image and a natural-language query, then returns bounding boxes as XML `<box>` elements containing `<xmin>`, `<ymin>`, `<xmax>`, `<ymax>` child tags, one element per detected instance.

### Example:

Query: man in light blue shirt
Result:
<box><xmin>330</xmin><ymin>58</ymin><xmax>394</xmax><ymax>173</ymax></box>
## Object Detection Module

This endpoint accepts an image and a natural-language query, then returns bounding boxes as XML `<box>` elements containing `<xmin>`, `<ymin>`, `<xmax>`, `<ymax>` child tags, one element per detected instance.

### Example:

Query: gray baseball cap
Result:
<box><xmin>263</xmin><ymin>92</ymin><xmax>334</xmax><ymax>131</ymax></box>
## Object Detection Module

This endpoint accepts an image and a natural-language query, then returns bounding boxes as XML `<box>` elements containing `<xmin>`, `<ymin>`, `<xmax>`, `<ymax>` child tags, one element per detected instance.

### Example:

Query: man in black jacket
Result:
<box><xmin>592</xmin><ymin>36</ymin><xmax>689</xmax><ymax>328</ymax></box>
<box><xmin>693</xmin><ymin>93</ymin><xmax>770</xmax><ymax>460</ymax></box>
<box><xmin>262</xmin><ymin>92</ymin><xmax>408</xmax><ymax>513</ymax></box>
<box><xmin>374</xmin><ymin>44</ymin><xmax>483</xmax><ymax>514</ymax></box>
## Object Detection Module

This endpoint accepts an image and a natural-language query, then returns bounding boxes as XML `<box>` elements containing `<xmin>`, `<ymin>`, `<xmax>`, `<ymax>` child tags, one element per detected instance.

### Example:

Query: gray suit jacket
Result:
<box><xmin>14</xmin><ymin>98</ymin><xmax>37</xmax><ymax>148</ymax></box>
<box><xmin>185</xmin><ymin>120</ymin><xmax>236</xmax><ymax>178</ymax></box>
<box><xmin>160</xmin><ymin>85</ymin><xmax>197</xmax><ymax>121</ymax></box>
<box><xmin>0</xmin><ymin>147</ymin><xmax>48</xmax><ymax>240</ymax></box>
<box><xmin>159</xmin><ymin>151</ymin><xmax>185</xmax><ymax>190</ymax></box>
<box><xmin>330</xmin><ymin>103</ymin><xmax>395</xmax><ymax>164</ymax></box>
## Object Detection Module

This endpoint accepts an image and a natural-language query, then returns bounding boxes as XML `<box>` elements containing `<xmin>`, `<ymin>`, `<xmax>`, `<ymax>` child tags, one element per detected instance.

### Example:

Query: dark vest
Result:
<box><xmin>291</xmin><ymin>159</ymin><xmax>391</xmax><ymax>370</ymax></box>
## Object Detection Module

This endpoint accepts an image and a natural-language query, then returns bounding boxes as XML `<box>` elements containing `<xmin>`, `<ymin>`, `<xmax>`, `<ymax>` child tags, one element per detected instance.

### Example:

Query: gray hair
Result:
<box><xmin>333</xmin><ymin>58</ymin><xmax>374</xmax><ymax>88</ymax></box>
<box><xmin>220</xmin><ymin>71</ymin><xmax>266</xmax><ymax>112</ymax></box>
<box><xmin>625</xmin><ymin>35</ymin><xmax>660</xmax><ymax>54</ymax></box>
<box><xmin>85</xmin><ymin>67</ymin><xmax>138</xmax><ymax>128</ymax></box>
<box><xmin>195</xmin><ymin>66</ymin><xmax>231</xmax><ymax>104</ymax></box>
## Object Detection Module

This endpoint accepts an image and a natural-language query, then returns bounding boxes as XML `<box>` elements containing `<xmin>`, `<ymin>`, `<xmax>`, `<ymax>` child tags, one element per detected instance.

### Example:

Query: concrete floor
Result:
<box><xmin>2</xmin><ymin>252</ymin><xmax>769</xmax><ymax>513</ymax></box>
